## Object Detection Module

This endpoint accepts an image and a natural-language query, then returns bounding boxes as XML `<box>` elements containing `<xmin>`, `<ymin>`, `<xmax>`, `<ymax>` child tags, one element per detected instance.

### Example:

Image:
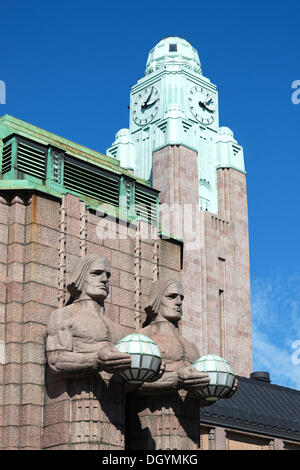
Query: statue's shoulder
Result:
<box><xmin>47</xmin><ymin>304</ymin><xmax>74</xmax><ymax>335</ymax></box>
<box><xmin>138</xmin><ymin>324</ymin><xmax>156</xmax><ymax>340</ymax></box>
<box><xmin>180</xmin><ymin>336</ymin><xmax>199</xmax><ymax>362</ymax></box>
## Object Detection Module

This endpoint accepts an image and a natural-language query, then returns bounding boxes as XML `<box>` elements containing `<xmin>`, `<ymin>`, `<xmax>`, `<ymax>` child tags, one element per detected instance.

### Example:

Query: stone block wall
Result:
<box><xmin>0</xmin><ymin>191</ymin><xmax>182</xmax><ymax>449</ymax></box>
<box><xmin>153</xmin><ymin>145</ymin><xmax>252</xmax><ymax>377</ymax></box>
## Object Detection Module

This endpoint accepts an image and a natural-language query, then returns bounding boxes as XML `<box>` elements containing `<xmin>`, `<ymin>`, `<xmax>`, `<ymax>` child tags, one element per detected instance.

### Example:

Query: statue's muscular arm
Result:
<box><xmin>46</xmin><ymin>308</ymin><xmax>100</xmax><ymax>376</ymax></box>
<box><xmin>46</xmin><ymin>308</ymin><xmax>131</xmax><ymax>377</ymax></box>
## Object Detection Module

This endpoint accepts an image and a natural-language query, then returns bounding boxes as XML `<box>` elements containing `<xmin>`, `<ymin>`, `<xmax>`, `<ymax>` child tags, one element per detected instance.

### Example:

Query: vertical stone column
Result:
<box><xmin>3</xmin><ymin>195</ymin><xmax>28</xmax><ymax>449</ymax></box>
<box><xmin>23</xmin><ymin>194</ymin><xmax>60</xmax><ymax>449</ymax></box>
<box><xmin>217</xmin><ymin>168</ymin><xmax>252</xmax><ymax>375</ymax></box>
<box><xmin>0</xmin><ymin>193</ymin><xmax>58</xmax><ymax>449</ymax></box>
<box><xmin>153</xmin><ymin>146</ymin><xmax>252</xmax><ymax>376</ymax></box>
<box><xmin>0</xmin><ymin>195</ymin><xmax>10</xmax><ymax>448</ymax></box>
<box><xmin>126</xmin><ymin>392</ymin><xmax>200</xmax><ymax>450</ymax></box>
<box><xmin>153</xmin><ymin>145</ymin><xmax>204</xmax><ymax>348</ymax></box>
<box><xmin>208</xmin><ymin>426</ymin><xmax>226</xmax><ymax>450</ymax></box>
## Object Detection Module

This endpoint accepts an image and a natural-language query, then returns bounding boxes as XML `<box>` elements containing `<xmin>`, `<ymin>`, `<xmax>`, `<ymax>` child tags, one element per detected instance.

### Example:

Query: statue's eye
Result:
<box><xmin>167</xmin><ymin>294</ymin><xmax>177</xmax><ymax>299</ymax></box>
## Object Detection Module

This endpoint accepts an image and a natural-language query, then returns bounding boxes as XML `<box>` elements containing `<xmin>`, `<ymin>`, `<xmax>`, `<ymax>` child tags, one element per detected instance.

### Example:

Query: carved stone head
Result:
<box><xmin>145</xmin><ymin>279</ymin><xmax>184</xmax><ymax>324</ymax></box>
<box><xmin>65</xmin><ymin>254</ymin><xmax>111</xmax><ymax>305</ymax></box>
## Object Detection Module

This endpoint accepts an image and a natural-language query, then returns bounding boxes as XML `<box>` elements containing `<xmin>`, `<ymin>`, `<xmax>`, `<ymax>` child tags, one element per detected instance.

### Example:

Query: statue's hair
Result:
<box><xmin>65</xmin><ymin>254</ymin><xmax>110</xmax><ymax>305</ymax></box>
<box><xmin>144</xmin><ymin>279</ymin><xmax>182</xmax><ymax>322</ymax></box>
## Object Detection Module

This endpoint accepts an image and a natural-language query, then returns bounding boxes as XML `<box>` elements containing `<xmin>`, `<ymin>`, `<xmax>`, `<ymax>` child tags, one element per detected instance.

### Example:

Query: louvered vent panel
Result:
<box><xmin>1</xmin><ymin>143</ymin><xmax>12</xmax><ymax>174</ymax></box>
<box><xmin>17</xmin><ymin>141</ymin><xmax>46</xmax><ymax>179</ymax></box>
<box><xmin>135</xmin><ymin>186</ymin><xmax>158</xmax><ymax>225</ymax></box>
<box><xmin>64</xmin><ymin>160</ymin><xmax>120</xmax><ymax>206</ymax></box>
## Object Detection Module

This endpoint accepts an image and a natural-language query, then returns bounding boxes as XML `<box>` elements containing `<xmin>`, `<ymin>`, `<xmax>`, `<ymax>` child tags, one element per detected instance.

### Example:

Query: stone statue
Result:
<box><xmin>137</xmin><ymin>279</ymin><xmax>210</xmax><ymax>395</ymax></box>
<box><xmin>46</xmin><ymin>254</ymin><xmax>132</xmax><ymax>377</ymax></box>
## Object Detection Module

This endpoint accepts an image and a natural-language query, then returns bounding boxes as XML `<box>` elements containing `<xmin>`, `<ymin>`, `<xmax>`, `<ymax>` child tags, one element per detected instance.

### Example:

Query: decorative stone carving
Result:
<box><xmin>137</xmin><ymin>279</ymin><xmax>210</xmax><ymax>395</ymax></box>
<box><xmin>46</xmin><ymin>254</ymin><xmax>132</xmax><ymax>377</ymax></box>
<box><xmin>50</xmin><ymin>148</ymin><xmax>63</xmax><ymax>185</ymax></box>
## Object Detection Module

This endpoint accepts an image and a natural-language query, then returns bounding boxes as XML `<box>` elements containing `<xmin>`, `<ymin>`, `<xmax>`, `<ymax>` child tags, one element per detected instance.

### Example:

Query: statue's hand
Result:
<box><xmin>143</xmin><ymin>361</ymin><xmax>166</xmax><ymax>383</ymax></box>
<box><xmin>177</xmin><ymin>366</ymin><xmax>210</xmax><ymax>391</ymax></box>
<box><xmin>97</xmin><ymin>345</ymin><xmax>131</xmax><ymax>373</ymax></box>
<box><xmin>223</xmin><ymin>377</ymin><xmax>239</xmax><ymax>399</ymax></box>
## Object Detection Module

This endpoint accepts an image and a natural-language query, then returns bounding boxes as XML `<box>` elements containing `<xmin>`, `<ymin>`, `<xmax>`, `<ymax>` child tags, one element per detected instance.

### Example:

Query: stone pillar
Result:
<box><xmin>216</xmin><ymin>168</ymin><xmax>252</xmax><ymax>375</ymax></box>
<box><xmin>0</xmin><ymin>193</ymin><xmax>58</xmax><ymax>449</ymax></box>
<box><xmin>0</xmin><ymin>195</ymin><xmax>10</xmax><ymax>448</ymax></box>
<box><xmin>22</xmin><ymin>194</ymin><xmax>60</xmax><ymax>448</ymax></box>
<box><xmin>273</xmin><ymin>438</ymin><xmax>284</xmax><ymax>450</ymax></box>
<box><xmin>153</xmin><ymin>146</ymin><xmax>252</xmax><ymax>376</ymax></box>
<box><xmin>44</xmin><ymin>372</ymin><xmax>125</xmax><ymax>450</ymax></box>
<box><xmin>153</xmin><ymin>145</ymin><xmax>204</xmax><ymax>349</ymax></box>
<box><xmin>208</xmin><ymin>426</ymin><xmax>226</xmax><ymax>450</ymax></box>
<box><xmin>126</xmin><ymin>392</ymin><xmax>200</xmax><ymax>450</ymax></box>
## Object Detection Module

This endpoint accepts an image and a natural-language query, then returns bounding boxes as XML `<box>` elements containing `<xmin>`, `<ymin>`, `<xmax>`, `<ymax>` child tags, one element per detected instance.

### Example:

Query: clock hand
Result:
<box><xmin>142</xmin><ymin>88</ymin><xmax>153</xmax><ymax>108</ymax></box>
<box><xmin>144</xmin><ymin>98</ymin><xmax>159</xmax><ymax>107</ymax></box>
<box><xmin>198</xmin><ymin>101</ymin><xmax>214</xmax><ymax>112</ymax></box>
<box><xmin>204</xmin><ymin>95</ymin><xmax>212</xmax><ymax>105</ymax></box>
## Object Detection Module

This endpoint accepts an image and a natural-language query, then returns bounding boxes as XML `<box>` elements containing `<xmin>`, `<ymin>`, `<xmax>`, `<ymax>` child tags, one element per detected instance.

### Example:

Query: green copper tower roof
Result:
<box><xmin>108</xmin><ymin>36</ymin><xmax>246</xmax><ymax>216</ymax></box>
<box><xmin>145</xmin><ymin>36</ymin><xmax>202</xmax><ymax>75</ymax></box>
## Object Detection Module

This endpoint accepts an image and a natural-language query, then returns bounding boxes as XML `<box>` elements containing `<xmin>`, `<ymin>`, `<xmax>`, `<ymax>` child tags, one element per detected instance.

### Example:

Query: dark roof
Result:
<box><xmin>200</xmin><ymin>375</ymin><xmax>300</xmax><ymax>441</ymax></box>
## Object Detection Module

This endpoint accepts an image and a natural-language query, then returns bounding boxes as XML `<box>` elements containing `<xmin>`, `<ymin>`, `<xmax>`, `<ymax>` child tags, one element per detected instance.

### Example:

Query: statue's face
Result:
<box><xmin>159</xmin><ymin>282</ymin><xmax>184</xmax><ymax>323</ymax></box>
<box><xmin>83</xmin><ymin>258</ymin><xmax>111</xmax><ymax>301</ymax></box>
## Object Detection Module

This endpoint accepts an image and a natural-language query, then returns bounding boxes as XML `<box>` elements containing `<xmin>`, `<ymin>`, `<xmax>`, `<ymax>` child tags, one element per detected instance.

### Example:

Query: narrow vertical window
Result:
<box><xmin>219</xmin><ymin>289</ymin><xmax>225</xmax><ymax>357</ymax></box>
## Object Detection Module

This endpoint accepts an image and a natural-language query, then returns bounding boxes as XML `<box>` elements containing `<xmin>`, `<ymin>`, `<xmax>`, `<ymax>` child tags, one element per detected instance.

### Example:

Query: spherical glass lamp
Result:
<box><xmin>192</xmin><ymin>354</ymin><xmax>235</xmax><ymax>402</ymax></box>
<box><xmin>115</xmin><ymin>334</ymin><xmax>162</xmax><ymax>384</ymax></box>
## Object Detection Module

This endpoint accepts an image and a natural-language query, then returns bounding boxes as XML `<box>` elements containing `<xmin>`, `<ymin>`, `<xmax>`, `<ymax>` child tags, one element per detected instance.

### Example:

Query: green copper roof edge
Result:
<box><xmin>0</xmin><ymin>180</ymin><xmax>146</xmax><ymax>225</ymax></box>
<box><xmin>0</xmin><ymin>114</ymin><xmax>150</xmax><ymax>187</ymax></box>
<box><xmin>0</xmin><ymin>182</ymin><xmax>182</xmax><ymax>244</ymax></box>
<box><xmin>216</xmin><ymin>165</ymin><xmax>246</xmax><ymax>175</ymax></box>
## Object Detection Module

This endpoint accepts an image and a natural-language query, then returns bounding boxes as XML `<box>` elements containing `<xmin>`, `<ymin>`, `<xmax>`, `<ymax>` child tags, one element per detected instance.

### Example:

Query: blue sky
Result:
<box><xmin>1</xmin><ymin>0</ymin><xmax>300</xmax><ymax>389</ymax></box>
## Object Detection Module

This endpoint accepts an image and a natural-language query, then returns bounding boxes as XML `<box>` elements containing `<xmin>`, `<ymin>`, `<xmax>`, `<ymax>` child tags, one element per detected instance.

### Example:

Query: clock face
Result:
<box><xmin>132</xmin><ymin>86</ymin><xmax>160</xmax><ymax>126</ymax></box>
<box><xmin>188</xmin><ymin>86</ymin><xmax>216</xmax><ymax>125</ymax></box>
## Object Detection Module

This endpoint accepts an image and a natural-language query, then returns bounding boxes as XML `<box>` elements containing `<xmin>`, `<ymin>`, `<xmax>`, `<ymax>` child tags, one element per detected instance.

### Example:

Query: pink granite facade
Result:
<box><xmin>152</xmin><ymin>145</ymin><xmax>252</xmax><ymax>377</ymax></box>
<box><xmin>0</xmin><ymin>191</ymin><xmax>183</xmax><ymax>449</ymax></box>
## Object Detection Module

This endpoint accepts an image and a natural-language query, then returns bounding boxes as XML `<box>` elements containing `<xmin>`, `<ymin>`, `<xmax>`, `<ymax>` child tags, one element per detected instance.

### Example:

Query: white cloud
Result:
<box><xmin>251</xmin><ymin>274</ymin><xmax>300</xmax><ymax>390</ymax></box>
<box><xmin>252</xmin><ymin>325</ymin><xmax>300</xmax><ymax>389</ymax></box>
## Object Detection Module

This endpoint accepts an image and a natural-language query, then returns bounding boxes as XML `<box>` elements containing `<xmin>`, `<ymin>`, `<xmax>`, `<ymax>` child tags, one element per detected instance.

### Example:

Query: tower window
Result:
<box><xmin>169</xmin><ymin>44</ymin><xmax>177</xmax><ymax>52</ymax></box>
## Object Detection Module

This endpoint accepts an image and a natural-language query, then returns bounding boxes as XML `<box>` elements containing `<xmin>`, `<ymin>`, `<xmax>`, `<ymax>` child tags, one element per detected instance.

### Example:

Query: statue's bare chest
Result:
<box><xmin>69</xmin><ymin>311</ymin><xmax>110</xmax><ymax>343</ymax></box>
<box><xmin>151</xmin><ymin>333</ymin><xmax>185</xmax><ymax>361</ymax></box>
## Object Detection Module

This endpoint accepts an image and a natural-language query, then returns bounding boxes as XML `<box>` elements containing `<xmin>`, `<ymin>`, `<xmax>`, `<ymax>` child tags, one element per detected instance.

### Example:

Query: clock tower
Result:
<box><xmin>108</xmin><ymin>36</ymin><xmax>245</xmax><ymax>215</ymax></box>
<box><xmin>108</xmin><ymin>37</ymin><xmax>252</xmax><ymax>377</ymax></box>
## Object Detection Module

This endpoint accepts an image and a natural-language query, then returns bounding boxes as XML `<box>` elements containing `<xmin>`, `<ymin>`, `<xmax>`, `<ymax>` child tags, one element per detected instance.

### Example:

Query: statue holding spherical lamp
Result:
<box><xmin>46</xmin><ymin>254</ymin><xmax>133</xmax><ymax>377</ymax></box>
